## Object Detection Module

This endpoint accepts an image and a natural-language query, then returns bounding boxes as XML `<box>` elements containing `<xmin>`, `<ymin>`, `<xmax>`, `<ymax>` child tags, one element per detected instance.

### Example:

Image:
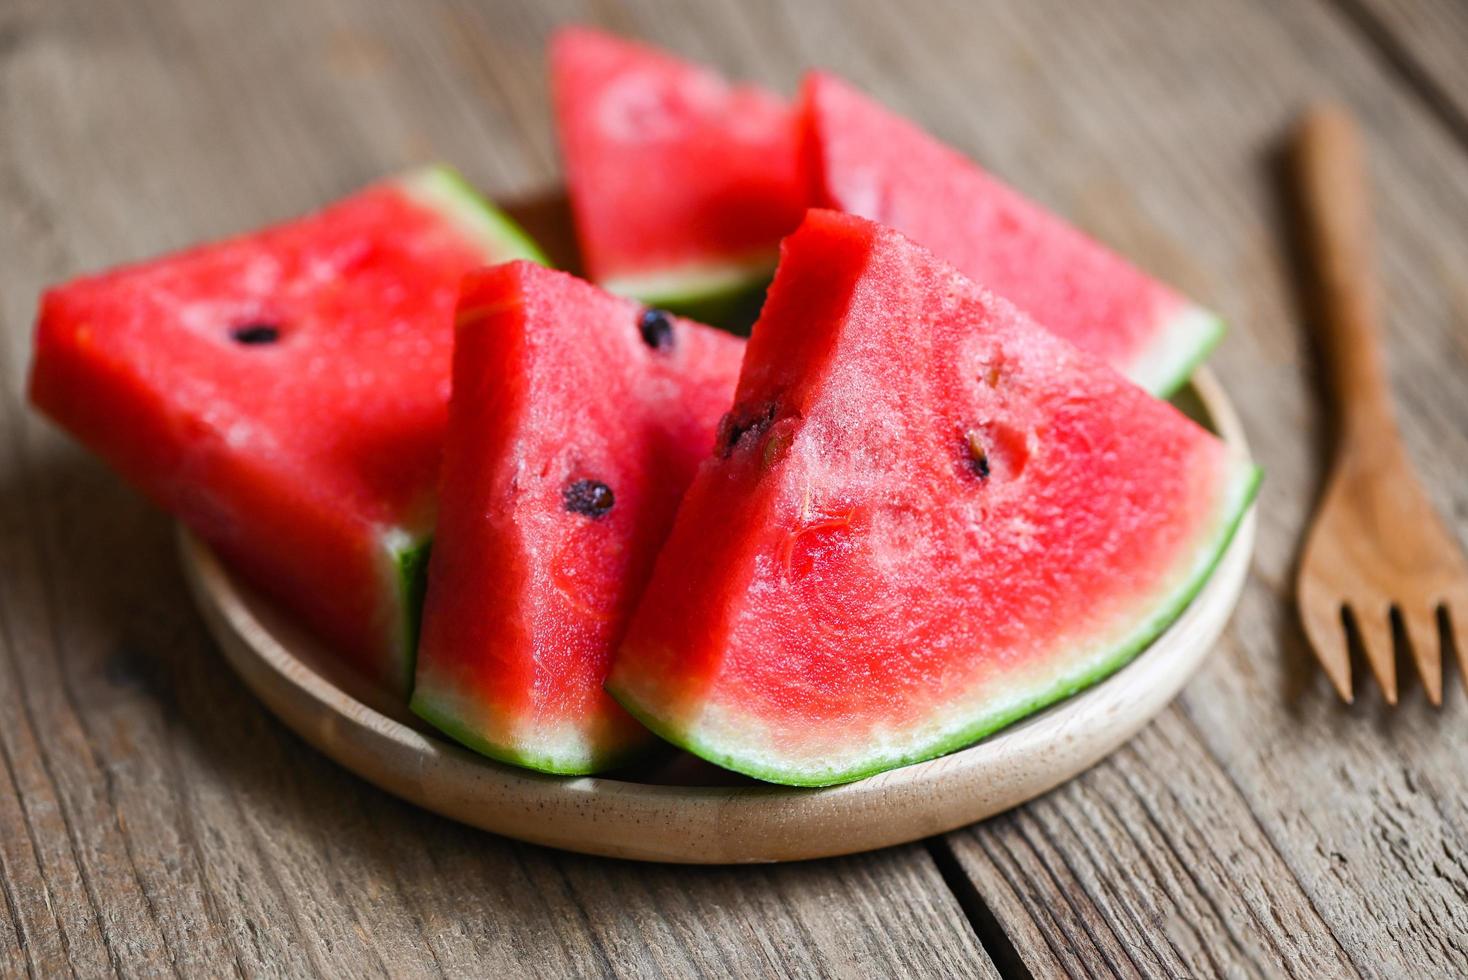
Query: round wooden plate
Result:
<box><xmin>179</xmin><ymin>368</ymin><xmax>1255</xmax><ymax>864</ymax></box>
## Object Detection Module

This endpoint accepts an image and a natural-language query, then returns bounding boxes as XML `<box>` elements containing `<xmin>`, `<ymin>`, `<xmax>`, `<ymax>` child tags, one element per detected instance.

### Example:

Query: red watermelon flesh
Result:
<box><xmin>552</xmin><ymin>26</ymin><xmax>806</xmax><ymax>309</ymax></box>
<box><xmin>607</xmin><ymin>210</ymin><xmax>1259</xmax><ymax>786</ymax></box>
<box><xmin>410</xmin><ymin>262</ymin><xmax>744</xmax><ymax>774</ymax></box>
<box><xmin>799</xmin><ymin>72</ymin><xmax>1222</xmax><ymax>396</ymax></box>
<box><xmin>28</xmin><ymin>168</ymin><xmax>546</xmax><ymax>694</ymax></box>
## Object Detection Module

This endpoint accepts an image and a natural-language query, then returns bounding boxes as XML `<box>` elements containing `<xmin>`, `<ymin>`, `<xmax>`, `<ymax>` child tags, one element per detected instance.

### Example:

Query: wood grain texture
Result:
<box><xmin>3</xmin><ymin>0</ymin><xmax>1468</xmax><ymax>975</ymax></box>
<box><xmin>942</xmin><ymin>712</ymin><xmax>1363</xmax><ymax>979</ymax></box>
<box><xmin>1338</xmin><ymin>0</ymin><xmax>1468</xmax><ymax>148</ymax></box>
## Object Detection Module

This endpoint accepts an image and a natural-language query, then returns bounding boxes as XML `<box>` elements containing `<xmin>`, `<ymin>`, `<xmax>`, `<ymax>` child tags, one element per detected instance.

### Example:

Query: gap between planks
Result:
<box><xmin>924</xmin><ymin>837</ymin><xmax>1032</xmax><ymax>980</ymax></box>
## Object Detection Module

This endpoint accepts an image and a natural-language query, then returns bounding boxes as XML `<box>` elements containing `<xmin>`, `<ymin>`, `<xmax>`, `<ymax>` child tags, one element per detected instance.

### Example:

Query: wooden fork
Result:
<box><xmin>1293</xmin><ymin>105</ymin><xmax>1468</xmax><ymax>705</ymax></box>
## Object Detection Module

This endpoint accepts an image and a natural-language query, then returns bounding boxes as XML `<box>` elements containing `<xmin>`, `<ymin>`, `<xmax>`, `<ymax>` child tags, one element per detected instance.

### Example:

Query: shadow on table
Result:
<box><xmin>0</xmin><ymin>446</ymin><xmax>307</xmax><ymax>766</ymax></box>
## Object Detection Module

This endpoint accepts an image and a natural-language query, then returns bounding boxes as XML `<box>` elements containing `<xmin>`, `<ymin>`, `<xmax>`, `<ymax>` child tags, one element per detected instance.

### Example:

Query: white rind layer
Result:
<box><xmin>598</xmin><ymin>250</ymin><xmax>779</xmax><ymax>307</ymax></box>
<box><xmin>1126</xmin><ymin>304</ymin><xmax>1226</xmax><ymax>397</ymax></box>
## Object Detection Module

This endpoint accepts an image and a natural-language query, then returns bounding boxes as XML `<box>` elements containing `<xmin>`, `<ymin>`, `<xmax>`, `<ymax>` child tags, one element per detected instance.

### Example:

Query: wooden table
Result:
<box><xmin>3</xmin><ymin>0</ymin><xmax>1466</xmax><ymax>975</ymax></box>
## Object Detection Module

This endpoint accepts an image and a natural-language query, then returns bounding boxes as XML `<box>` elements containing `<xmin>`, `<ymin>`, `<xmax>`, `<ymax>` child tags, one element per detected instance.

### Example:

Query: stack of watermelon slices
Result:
<box><xmin>553</xmin><ymin>27</ymin><xmax>1222</xmax><ymax>396</ymax></box>
<box><xmin>28</xmin><ymin>27</ymin><xmax>1258</xmax><ymax>787</ymax></box>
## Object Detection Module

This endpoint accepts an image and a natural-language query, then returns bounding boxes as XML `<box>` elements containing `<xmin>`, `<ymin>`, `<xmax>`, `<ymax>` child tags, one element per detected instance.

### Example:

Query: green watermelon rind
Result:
<box><xmin>1131</xmin><ymin>304</ymin><xmax>1228</xmax><ymax>399</ymax></box>
<box><xmin>373</xmin><ymin>531</ymin><xmax>432</xmax><ymax>695</ymax></box>
<box><xmin>607</xmin><ymin>458</ymin><xmax>1261</xmax><ymax>788</ymax></box>
<box><xmin>397</xmin><ymin>166</ymin><xmax>550</xmax><ymax>268</ymax></box>
<box><xmin>394</xmin><ymin>538</ymin><xmax>432</xmax><ymax>675</ymax></box>
<box><xmin>598</xmin><ymin>251</ymin><xmax>778</xmax><ymax>319</ymax></box>
<box><xmin>408</xmin><ymin>688</ymin><xmax>659</xmax><ymax>776</ymax></box>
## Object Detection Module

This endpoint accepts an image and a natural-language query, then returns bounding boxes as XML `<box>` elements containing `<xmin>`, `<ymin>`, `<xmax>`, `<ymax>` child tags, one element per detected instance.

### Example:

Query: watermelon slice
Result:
<box><xmin>798</xmin><ymin>72</ymin><xmax>1223</xmax><ymax>396</ymax></box>
<box><xmin>607</xmin><ymin>210</ymin><xmax>1259</xmax><ymax>787</ymax></box>
<box><xmin>28</xmin><ymin>168</ymin><xmax>546</xmax><ymax>693</ymax></box>
<box><xmin>552</xmin><ymin>26</ymin><xmax>805</xmax><ymax>312</ymax></box>
<box><xmin>410</xmin><ymin>262</ymin><xmax>744</xmax><ymax>774</ymax></box>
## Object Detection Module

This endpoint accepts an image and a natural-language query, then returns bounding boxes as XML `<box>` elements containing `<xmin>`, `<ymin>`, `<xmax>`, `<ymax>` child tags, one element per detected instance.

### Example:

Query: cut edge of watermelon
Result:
<box><xmin>376</xmin><ymin>166</ymin><xmax>543</xmax><ymax>690</ymax></box>
<box><xmin>397</xmin><ymin>166</ymin><xmax>551</xmax><ymax>267</ymax></box>
<box><xmin>408</xmin><ymin>686</ymin><xmax>657</xmax><ymax>776</ymax></box>
<box><xmin>609</xmin><ymin>456</ymin><xmax>1261</xmax><ymax>787</ymax></box>
<box><xmin>1129</xmin><ymin>304</ymin><xmax>1228</xmax><ymax>399</ymax></box>
<box><xmin>597</xmin><ymin>250</ymin><xmax>779</xmax><ymax>315</ymax></box>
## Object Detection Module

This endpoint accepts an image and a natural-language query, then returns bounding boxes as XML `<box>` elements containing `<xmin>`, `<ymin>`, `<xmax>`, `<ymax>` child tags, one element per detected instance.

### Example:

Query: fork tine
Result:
<box><xmin>1398</xmin><ymin>605</ymin><xmax>1442</xmax><ymax>707</ymax></box>
<box><xmin>1300</xmin><ymin>596</ymin><xmax>1353</xmax><ymax>702</ymax></box>
<box><xmin>1446</xmin><ymin>600</ymin><xmax>1468</xmax><ymax>698</ymax></box>
<box><xmin>1351</xmin><ymin>607</ymin><xmax>1398</xmax><ymax>706</ymax></box>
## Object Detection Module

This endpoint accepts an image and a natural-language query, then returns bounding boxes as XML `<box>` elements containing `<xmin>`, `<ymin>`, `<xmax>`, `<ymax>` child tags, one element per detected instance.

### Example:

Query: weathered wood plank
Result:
<box><xmin>1339</xmin><ymin>0</ymin><xmax>1468</xmax><ymax>147</ymax></box>
<box><xmin>0</xmin><ymin>0</ymin><xmax>995</xmax><ymax>977</ymax></box>
<box><xmin>710</xmin><ymin>0</ymin><xmax>1468</xmax><ymax>975</ymax></box>
<box><xmin>943</xmin><ymin>710</ymin><xmax>1364</xmax><ymax>978</ymax></box>
<box><xmin>7</xmin><ymin>0</ymin><xmax>1468</xmax><ymax>975</ymax></box>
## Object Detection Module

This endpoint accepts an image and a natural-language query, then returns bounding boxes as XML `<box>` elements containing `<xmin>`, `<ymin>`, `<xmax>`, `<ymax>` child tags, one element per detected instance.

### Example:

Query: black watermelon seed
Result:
<box><xmin>563</xmin><ymin>479</ymin><xmax>614</xmax><ymax>518</ymax></box>
<box><xmin>638</xmin><ymin>309</ymin><xmax>675</xmax><ymax>351</ymax></box>
<box><xmin>230</xmin><ymin>322</ymin><xmax>281</xmax><ymax>346</ymax></box>
<box><xmin>964</xmin><ymin>429</ymin><xmax>991</xmax><ymax>480</ymax></box>
<box><xmin>716</xmin><ymin>401</ymin><xmax>777</xmax><ymax>458</ymax></box>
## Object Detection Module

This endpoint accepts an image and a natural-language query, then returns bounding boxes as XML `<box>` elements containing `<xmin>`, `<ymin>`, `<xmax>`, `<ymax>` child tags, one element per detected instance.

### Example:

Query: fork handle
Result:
<box><xmin>1293</xmin><ymin>105</ymin><xmax>1396</xmax><ymax>437</ymax></box>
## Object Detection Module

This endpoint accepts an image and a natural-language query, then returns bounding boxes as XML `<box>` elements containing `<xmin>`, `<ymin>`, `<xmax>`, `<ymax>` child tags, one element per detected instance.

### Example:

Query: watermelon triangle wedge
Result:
<box><xmin>798</xmin><ymin>72</ymin><xmax>1223</xmax><ymax>396</ymax></box>
<box><xmin>551</xmin><ymin>26</ymin><xmax>806</xmax><ymax>314</ymax></box>
<box><xmin>606</xmin><ymin>210</ymin><xmax>1260</xmax><ymax>787</ymax></box>
<box><xmin>28</xmin><ymin>168</ymin><xmax>546</xmax><ymax>694</ymax></box>
<box><xmin>410</xmin><ymin>262</ymin><xmax>744</xmax><ymax>774</ymax></box>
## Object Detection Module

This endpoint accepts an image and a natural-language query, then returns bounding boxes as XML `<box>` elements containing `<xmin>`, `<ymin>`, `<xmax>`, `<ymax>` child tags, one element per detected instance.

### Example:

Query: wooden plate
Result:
<box><xmin>178</xmin><ymin>368</ymin><xmax>1255</xmax><ymax>864</ymax></box>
